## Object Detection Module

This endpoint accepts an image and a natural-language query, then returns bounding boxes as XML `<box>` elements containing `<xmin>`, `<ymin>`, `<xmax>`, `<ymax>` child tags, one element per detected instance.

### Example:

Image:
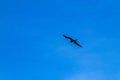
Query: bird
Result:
<box><xmin>63</xmin><ymin>34</ymin><xmax>82</xmax><ymax>47</ymax></box>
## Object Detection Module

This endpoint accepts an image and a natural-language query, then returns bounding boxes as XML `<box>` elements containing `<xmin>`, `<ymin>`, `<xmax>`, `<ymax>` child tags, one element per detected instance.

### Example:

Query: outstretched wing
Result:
<box><xmin>63</xmin><ymin>34</ymin><xmax>73</xmax><ymax>40</ymax></box>
<box><xmin>74</xmin><ymin>41</ymin><xmax>82</xmax><ymax>47</ymax></box>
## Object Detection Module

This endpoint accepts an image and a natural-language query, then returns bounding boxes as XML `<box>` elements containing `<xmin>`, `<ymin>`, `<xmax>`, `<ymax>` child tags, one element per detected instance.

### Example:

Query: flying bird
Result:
<box><xmin>63</xmin><ymin>34</ymin><xmax>82</xmax><ymax>47</ymax></box>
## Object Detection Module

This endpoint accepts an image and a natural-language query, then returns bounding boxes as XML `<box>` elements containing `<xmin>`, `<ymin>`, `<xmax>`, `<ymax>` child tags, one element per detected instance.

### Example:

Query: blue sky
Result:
<box><xmin>0</xmin><ymin>0</ymin><xmax>120</xmax><ymax>80</ymax></box>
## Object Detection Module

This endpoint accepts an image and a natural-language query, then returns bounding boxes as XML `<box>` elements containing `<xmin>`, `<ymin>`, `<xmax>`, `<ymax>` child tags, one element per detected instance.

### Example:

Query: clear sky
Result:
<box><xmin>0</xmin><ymin>0</ymin><xmax>120</xmax><ymax>80</ymax></box>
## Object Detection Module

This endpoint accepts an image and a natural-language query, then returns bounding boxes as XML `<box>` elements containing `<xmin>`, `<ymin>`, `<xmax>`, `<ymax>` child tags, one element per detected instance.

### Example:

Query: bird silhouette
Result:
<box><xmin>63</xmin><ymin>34</ymin><xmax>82</xmax><ymax>47</ymax></box>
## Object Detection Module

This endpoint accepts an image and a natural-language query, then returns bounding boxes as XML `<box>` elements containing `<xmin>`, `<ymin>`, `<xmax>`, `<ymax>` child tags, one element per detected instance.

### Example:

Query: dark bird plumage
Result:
<box><xmin>63</xmin><ymin>34</ymin><xmax>82</xmax><ymax>47</ymax></box>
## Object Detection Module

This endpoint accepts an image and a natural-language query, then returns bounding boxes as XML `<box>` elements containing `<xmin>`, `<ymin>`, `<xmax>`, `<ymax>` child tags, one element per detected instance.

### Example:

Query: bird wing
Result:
<box><xmin>63</xmin><ymin>34</ymin><xmax>73</xmax><ymax>40</ymax></box>
<box><xmin>74</xmin><ymin>41</ymin><xmax>82</xmax><ymax>47</ymax></box>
